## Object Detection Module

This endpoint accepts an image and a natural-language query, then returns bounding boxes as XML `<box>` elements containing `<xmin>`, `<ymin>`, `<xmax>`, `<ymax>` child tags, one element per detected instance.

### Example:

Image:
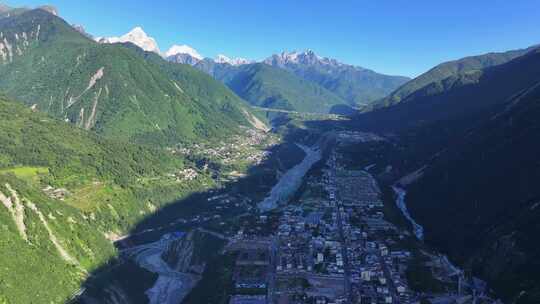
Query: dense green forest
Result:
<box><xmin>225</xmin><ymin>63</ymin><xmax>348</xmax><ymax>114</ymax></box>
<box><xmin>0</xmin><ymin>9</ymin><xmax>253</xmax><ymax>145</ymax></box>
<box><xmin>371</xmin><ymin>46</ymin><xmax>534</xmax><ymax>109</ymax></box>
<box><xmin>0</xmin><ymin>98</ymin><xmax>215</xmax><ymax>303</ymax></box>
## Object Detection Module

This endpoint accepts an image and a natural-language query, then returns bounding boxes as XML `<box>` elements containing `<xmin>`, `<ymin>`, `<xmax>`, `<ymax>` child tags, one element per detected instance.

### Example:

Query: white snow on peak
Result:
<box><xmin>264</xmin><ymin>49</ymin><xmax>343</xmax><ymax>67</ymax></box>
<box><xmin>215</xmin><ymin>54</ymin><xmax>253</xmax><ymax>66</ymax></box>
<box><xmin>165</xmin><ymin>44</ymin><xmax>203</xmax><ymax>60</ymax></box>
<box><xmin>281</xmin><ymin>51</ymin><xmax>300</xmax><ymax>62</ymax></box>
<box><xmin>96</xmin><ymin>26</ymin><xmax>161</xmax><ymax>54</ymax></box>
<box><xmin>281</xmin><ymin>50</ymin><xmax>321</xmax><ymax>62</ymax></box>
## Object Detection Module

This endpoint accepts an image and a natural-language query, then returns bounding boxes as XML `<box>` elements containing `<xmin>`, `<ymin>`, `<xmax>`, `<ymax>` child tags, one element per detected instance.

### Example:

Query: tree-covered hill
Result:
<box><xmin>264</xmin><ymin>50</ymin><xmax>410</xmax><ymax>106</ymax></box>
<box><xmin>406</xmin><ymin>79</ymin><xmax>540</xmax><ymax>303</ymax></box>
<box><xmin>0</xmin><ymin>9</ymin><xmax>255</xmax><ymax>145</ymax></box>
<box><xmin>123</xmin><ymin>43</ymin><xmax>267</xmax><ymax>130</ymax></box>
<box><xmin>370</xmin><ymin>46</ymin><xmax>535</xmax><ymax>109</ymax></box>
<box><xmin>352</xmin><ymin>45</ymin><xmax>540</xmax><ymax>133</ymax></box>
<box><xmin>168</xmin><ymin>50</ymin><xmax>409</xmax><ymax>111</ymax></box>
<box><xmin>0</xmin><ymin>97</ymin><xmax>213</xmax><ymax>303</ymax></box>
<box><xmin>223</xmin><ymin>63</ymin><xmax>350</xmax><ymax>114</ymax></box>
<box><xmin>347</xmin><ymin>45</ymin><xmax>540</xmax><ymax>303</ymax></box>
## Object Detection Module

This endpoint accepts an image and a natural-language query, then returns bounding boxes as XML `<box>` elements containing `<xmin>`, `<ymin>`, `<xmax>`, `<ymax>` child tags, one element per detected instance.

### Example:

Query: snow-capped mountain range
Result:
<box><xmin>96</xmin><ymin>27</ymin><xmax>252</xmax><ymax>66</ymax></box>
<box><xmin>215</xmin><ymin>54</ymin><xmax>254</xmax><ymax>66</ymax></box>
<box><xmin>95</xmin><ymin>26</ymin><xmax>350</xmax><ymax>68</ymax></box>
<box><xmin>93</xmin><ymin>26</ymin><xmax>410</xmax><ymax>107</ymax></box>
<box><xmin>263</xmin><ymin>49</ymin><xmax>345</xmax><ymax>68</ymax></box>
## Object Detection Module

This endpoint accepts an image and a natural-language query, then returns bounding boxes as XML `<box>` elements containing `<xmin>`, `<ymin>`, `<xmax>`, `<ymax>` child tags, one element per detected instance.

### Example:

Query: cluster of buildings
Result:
<box><xmin>42</xmin><ymin>185</ymin><xmax>70</xmax><ymax>200</ymax></box>
<box><xmin>171</xmin><ymin>168</ymin><xmax>198</xmax><ymax>181</ymax></box>
<box><xmin>227</xmin><ymin>148</ymin><xmax>418</xmax><ymax>304</ymax></box>
<box><xmin>326</xmin><ymin>153</ymin><xmax>414</xmax><ymax>304</ymax></box>
<box><xmin>171</xmin><ymin>127</ymin><xmax>277</xmax><ymax>166</ymax></box>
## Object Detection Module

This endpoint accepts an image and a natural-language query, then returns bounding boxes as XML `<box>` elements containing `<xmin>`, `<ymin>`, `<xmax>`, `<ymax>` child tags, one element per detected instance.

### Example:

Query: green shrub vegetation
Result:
<box><xmin>0</xmin><ymin>98</ymin><xmax>214</xmax><ymax>303</ymax></box>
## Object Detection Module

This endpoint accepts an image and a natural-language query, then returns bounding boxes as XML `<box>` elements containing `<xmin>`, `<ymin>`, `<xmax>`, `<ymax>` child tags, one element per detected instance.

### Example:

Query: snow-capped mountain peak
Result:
<box><xmin>264</xmin><ymin>49</ymin><xmax>341</xmax><ymax>67</ymax></box>
<box><xmin>214</xmin><ymin>54</ymin><xmax>253</xmax><ymax>66</ymax></box>
<box><xmin>214</xmin><ymin>54</ymin><xmax>232</xmax><ymax>64</ymax></box>
<box><xmin>96</xmin><ymin>26</ymin><xmax>161</xmax><ymax>54</ymax></box>
<box><xmin>165</xmin><ymin>45</ymin><xmax>203</xmax><ymax>60</ymax></box>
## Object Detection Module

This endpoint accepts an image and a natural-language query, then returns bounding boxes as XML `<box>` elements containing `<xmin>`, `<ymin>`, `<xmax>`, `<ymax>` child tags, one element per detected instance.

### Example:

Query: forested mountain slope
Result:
<box><xmin>353</xmin><ymin>46</ymin><xmax>540</xmax><ymax>133</ymax></box>
<box><xmin>167</xmin><ymin>50</ymin><xmax>408</xmax><ymax>112</ymax></box>
<box><xmin>264</xmin><ymin>50</ymin><xmax>410</xmax><ymax>106</ymax></box>
<box><xmin>371</xmin><ymin>46</ymin><xmax>534</xmax><ymax>109</ymax></box>
<box><xmin>224</xmin><ymin>63</ymin><xmax>350</xmax><ymax>114</ymax></box>
<box><xmin>0</xmin><ymin>9</ymin><xmax>254</xmax><ymax>145</ymax></box>
<box><xmin>0</xmin><ymin>97</ymin><xmax>211</xmax><ymax>303</ymax></box>
<box><xmin>406</xmin><ymin>80</ymin><xmax>540</xmax><ymax>303</ymax></box>
<box><xmin>350</xmin><ymin>46</ymin><xmax>540</xmax><ymax>303</ymax></box>
<box><xmin>123</xmin><ymin>44</ymin><xmax>269</xmax><ymax>129</ymax></box>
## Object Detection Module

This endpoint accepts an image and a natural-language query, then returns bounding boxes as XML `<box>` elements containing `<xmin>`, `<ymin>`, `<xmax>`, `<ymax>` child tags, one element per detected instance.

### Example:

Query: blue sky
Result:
<box><xmin>5</xmin><ymin>0</ymin><xmax>540</xmax><ymax>77</ymax></box>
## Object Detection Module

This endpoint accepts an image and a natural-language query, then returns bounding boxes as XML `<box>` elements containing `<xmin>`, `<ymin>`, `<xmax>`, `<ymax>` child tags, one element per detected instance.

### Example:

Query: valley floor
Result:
<box><xmin>84</xmin><ymin>128</ymin><xmax>503</xmax><ymax>304</ymax></box>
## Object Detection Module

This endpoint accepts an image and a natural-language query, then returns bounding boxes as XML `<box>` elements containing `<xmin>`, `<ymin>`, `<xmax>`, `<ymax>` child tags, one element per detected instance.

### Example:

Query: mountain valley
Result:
<box><xmin>0</xmin><ymin>3</ymin><xmax>539</xmax><ymax>304</ymax></box>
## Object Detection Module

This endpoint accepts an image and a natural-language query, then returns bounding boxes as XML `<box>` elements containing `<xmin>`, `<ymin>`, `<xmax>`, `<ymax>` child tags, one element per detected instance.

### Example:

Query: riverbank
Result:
<box><xmin>258</xmin><ymin>143</ymin><xmax>322</xmax><ymax>212</ymax></box>
<box><xmin>392</xmin><ymin>186</ymin><xmax>424</xmax><ymax>240</ymax></box>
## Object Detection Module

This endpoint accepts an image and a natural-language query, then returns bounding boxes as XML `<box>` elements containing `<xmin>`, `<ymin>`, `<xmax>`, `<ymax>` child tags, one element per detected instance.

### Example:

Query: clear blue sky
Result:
<box><xmin>5</xmin><ymin>0</ymin><xmax>540</xmax><ymax>77</ymax></box>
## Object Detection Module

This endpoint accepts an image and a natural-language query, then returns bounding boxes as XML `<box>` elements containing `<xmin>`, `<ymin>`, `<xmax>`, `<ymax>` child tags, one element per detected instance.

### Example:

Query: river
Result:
<box><xmin>258</xmin><ymin>143</ymin><xmax>322</xmax><ymax>212</ymax></box>
<box><xmin>392</xmin><ymin>186</ymin><xmax>497</xmax><ymax>301</ymax></box>
<box><xmin>123</xmin><ymin>234</ymin><xmax>198</xmax><ymax>304</ymax></box>
<box><xmin>392</xmin><ymin>185</ymin><xmax>424</xmax><ymax>240</ymax></box>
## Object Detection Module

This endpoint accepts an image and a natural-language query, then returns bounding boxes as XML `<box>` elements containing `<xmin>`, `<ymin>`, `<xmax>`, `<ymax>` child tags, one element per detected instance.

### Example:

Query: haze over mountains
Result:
<box><xmin>0</xmin><ymin>3</ymin><xmax>539</xmax><ymax>304</ymax></box>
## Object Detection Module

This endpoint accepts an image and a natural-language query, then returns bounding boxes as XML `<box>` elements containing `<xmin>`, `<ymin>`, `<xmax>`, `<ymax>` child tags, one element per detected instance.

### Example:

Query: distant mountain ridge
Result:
<box><xmin>155</xmin><ymin>47</ymin><xmax>408</xmax><ymax>113</ymax></box>
<box><xmin>224</xmin><ymin>63</ymin><xmax>350</xmax><ymax>114</ymax></box>
<box><xmin>370</xmin><ymin>46</ymin><xmax>536</xmax><ymax>109</ymax></box>
<box><xmin>262</xmin><ymin>50</ymin><xmax>410</xmax><ymax>106</ymax></box>
<box><xmin>264</xmin><ymin>49</ymin><xmax>343</xmax><ymax>67</ymax></box>
<box><xmin>97</xmin><ymin>26</ymin><xmax>409</xmax><ymax>109</ymax></box>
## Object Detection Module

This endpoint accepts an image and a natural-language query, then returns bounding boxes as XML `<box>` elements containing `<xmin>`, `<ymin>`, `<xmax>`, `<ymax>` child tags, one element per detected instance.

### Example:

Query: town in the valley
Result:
<box><xmin>116</xmin><ymin>129</ymin><xmax>498</xmax><ymax>304</ymax></box>
<box><xmin>224</xmin><ymin>140</ymin><xmax>483</xmax><ymax>304</ymax></box>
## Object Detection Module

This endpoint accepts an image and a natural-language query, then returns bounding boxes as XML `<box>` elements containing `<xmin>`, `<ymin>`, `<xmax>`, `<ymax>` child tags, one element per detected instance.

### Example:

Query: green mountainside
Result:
<box><xmin>2</xmin><ymin>5</ymin><xmax>540</xmax><ymax>304</ymax></box>
<box><xmin>286</xmin><ymin>62</ymin><xmax>409</xmax><ymax>107</ymax></box>
<box><xmin>0</xmin><ymin>9</ymin><xmax>253</xmax><ymax>145</ymax></box>
<box><xmin>352</xmin><ymin>45</ymin><xmax>540</xmax><ymax>133</ymax></box>
<box><xmin>347</xmin><ymin>46</ymin><xmax>540</xmax><ymax>302</ymax></box>
<box><xmin>223</xmin><ymin>63</ymin><xmax>350</xmax><ymax>114</ymax></box>
<box><xmin>406</xmin><ymin>80</ymin><xmax>540</xmax><ymax>303</ymax></box>
<box><xmin>123</xmin><ymin>44</ymin><xmax>265</xmax><ymax>129</ymax></box>
<box><xmin>371</xmin><ymin>47</ymin><xmax>534</xmax><ymax>109</ymax></box>
<box><xmin>0</xmin><ymin>97</ymin><xmax>213</xmax><ymax>303</ymax></box>
<box><xmin>176</xmin><ymin>51</ymin><xmax>409</xmax><ymax>111</ymax></box>
<box><xmin>263</xmin><ymin>51</ymin><xmax>410</xmax><ymax>106</ymax></box>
